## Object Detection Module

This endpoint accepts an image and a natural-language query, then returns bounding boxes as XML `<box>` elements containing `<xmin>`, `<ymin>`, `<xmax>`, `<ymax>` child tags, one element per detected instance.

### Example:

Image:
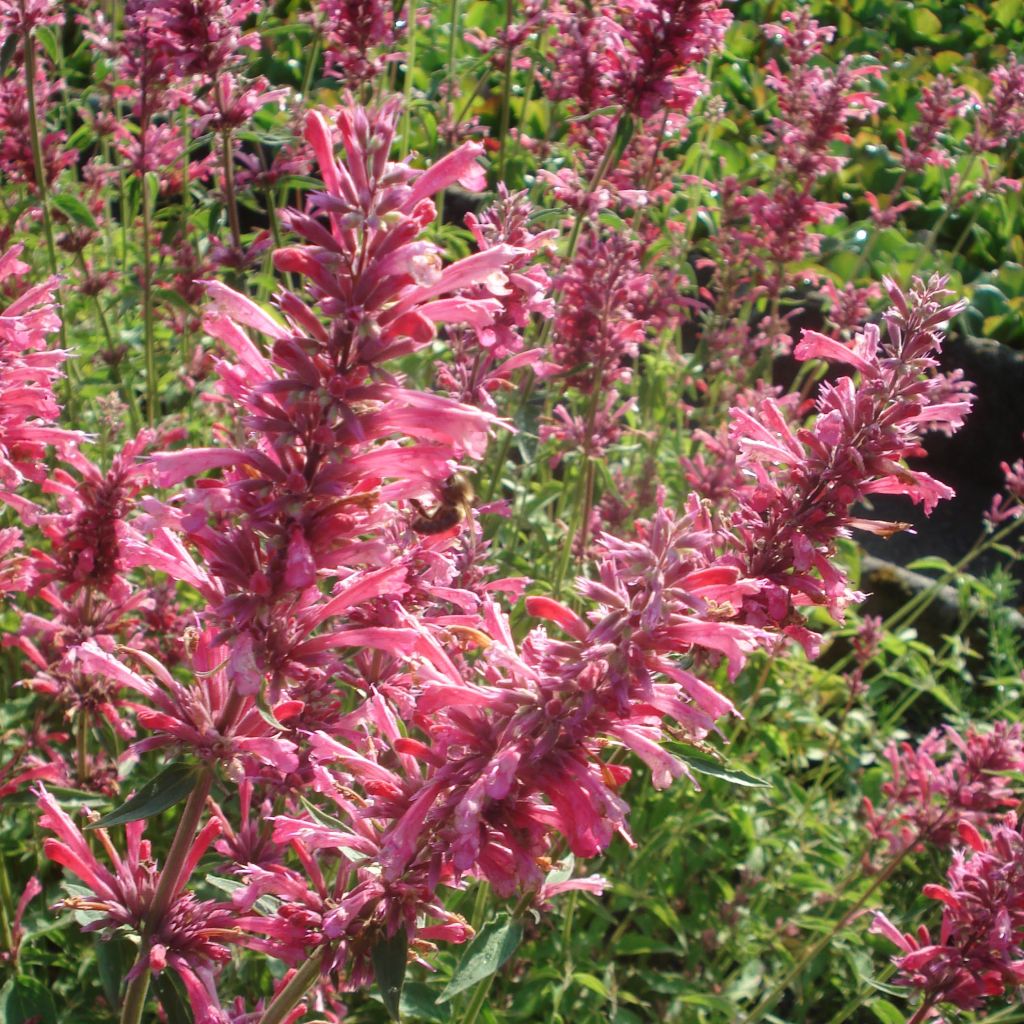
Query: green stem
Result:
<box><xmin>256</xmin><ymin>953</ymin><xmax>324</xmax><ymax>1024</ymax></box>
<box><xmin>823</xmin><ymin>964</ymin><xmax>897</xmax><ymax>1024</ymax></box>
<box><xmin>149</xmin><ymin>768</ymin><xmax>214</xmax><ymax>931</ymax></box>
<box><xmin>496</xmin><ymin>0</ymin><xmax>515</xmax><ymax>180</ymax></box>
<box><xmin>400</xmin><ymin>4</ymin><xmax>417</xmax><ymax>158</ymax></box>
<box><xmin>76</xmin><ymin>710</ymin><xmax>89</xmax><ymax>785</ymax></box>
<box><xmin>120</xmin><ymin>768</ymin><xmax>214</xmax><ymax>1024</ymax></box>
<box><xmin>300</xmin><ymin>31</ymin><xmax>322</xmax><ymax>102</ymax></box>
<box><xmin>141</xmin><ymin>167</ymin><xmax>158</xmax><ymax>426</ymax></box>
<box><xmin>460</xmin><ymin>973</ymin><xmax>493</xmax><ymax>1024</ymax></box>
<box><xmin>809</xmin><ymin>688</ymin><xmax>857</xmax><ymax>795</ymax></box>
<box><xmin>738</xmin><ymin>816</ymin><xmax>945</xmax><ymax>1024</ymax></box>
<box><xmin>886</xmin><ymin>518</ymin><xmax>1021</xmax><ymax>635</ymax></box>
<box><xmin>905</xmin><ymin>993</ymin><xmax>941</xmax><ymax>1024</ymax></box>
<box><xmin>119</xmin><ymin>970</ymin><xmax>151</xmax><ymax>1024</ymax></box>
<box><xmin>0</xmin><ymin>851</ymin><xmax>15</xmax><ymax>955</ymax></box>
<box><xmin>21</xmin><ymin>16</ymin><xmax>58</xmax><ymax>280</ymax></box>
<box><xmin>221</xmin><ymin>126</ymin><xmax>242</xmax><ymax>253</ymax></box>
<box><xmin>21</xmin><ymin>8</ymin><xmax>73</xmax><ymax>415</ymax></box>
<box><xmin>905</xmin><ymin>152</ymin><xmax>979</xmax><ymax>283</ymax></box>
<box><xmin>436</xmin><ymin>0</ymin><xmax>461</xmax><ymax>224</ymax></box>
<box><xmin>446</xmin><ymin>0</ymin><xmax>460</xmax><ymax>141</ymax></box>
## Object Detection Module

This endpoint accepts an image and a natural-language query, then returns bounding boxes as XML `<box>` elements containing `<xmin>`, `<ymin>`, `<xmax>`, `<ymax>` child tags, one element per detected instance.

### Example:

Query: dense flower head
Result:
<box><xmin>0</xmin><ymin>62</ymin><xmax>76</xmax><ymax>190</ymax></box>
<box><xmin>0</xmin><ymin>245</ymin><xmax>77</xmax><ymax>514</ymax></box>
<box><xmin>153</xmin><ymin>0</ymin><xmax>260</xmax><ymax>82</ymax></box>
<box><xmin>714</xmin><ymin>276</ymin><xmax>972</xmax><ymax>648</ymax></box>
<box><xmin>546</xmin><ymin>0</ymin><xmax>730</xmax><ymax>119</ymax></box>
<box><xmin>35</xmin><ymin>784</ymin><xmax>241</xmax><ymax>1021</ymax></box>
<box><xmin>0</xmin><ymin>0</ymin><xmax>59</xmax><ymax>32</ymax></box>
<box><xmin>552</xmin><ymin>231</ymin><xmax>650</xmax><ymax>389</ymax></box>
<box><xmin>872</xmin><ymin>813</ymin><xmax>1024</xmax><ymax>1014</ymax></box>
<box><xmin>971</xmin><ymin>56</ymin><xmax>1024</xmax><ymax>152</ymax></box>
<box><xmin>312</xmin><ymin>0</ymin><xmax>399</xmax><ymax>89</ymax></box>
<box><xmin>862</xmin><ymin>722</ymin><xmax>1024</xmax><ymax>868</ymax></box>
<box><xmin>763</xmin><ymin>8</ymin><xmax>883</xmax><ymax>180</ymax></box>
<box><xmin>70</xmin><ymin>635</ymin><xmax>300</xmax><ymax>777</ymax></box>
<box><xmin>32</xmin><ymin>432</ymin><xmax>156</xmax><ymax>601</ymax></box>
<box><xmin>899</xmin><ymin>75</ymin><xmax>969</xmax><ymax>173</ymax></box>
<box><xmin>142</xmin><ymin>100</ymin><xmax>521</xmax><ymax>701</ymax></box>
<box><xmin>987</xmin><ymin>449</ymin><xmax>1024</xmax><ymax>526</ymax></box>
<box><xmin>291</xmin><ymin>507</ymin><xmax>768</xmax><ymax>900</ymax></box>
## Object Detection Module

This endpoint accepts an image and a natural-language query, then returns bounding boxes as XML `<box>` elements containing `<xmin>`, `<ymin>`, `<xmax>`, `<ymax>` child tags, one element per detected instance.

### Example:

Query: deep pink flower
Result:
<box><xmin>36</xmin><ymin>784</ymin><xmax>241</xmax><ymax>1022</ymax></box>
<box><xmin>862</xmin><ymin>723</ymin><xmax>1024</xmax><ymax>869</ymax></box>
<box><xmin>0</xmin><ymin>245</ymin><xmax>79</xmax><ymax>514</ymax></box>
<box><xmin>719</xmin><ymin>276</ymin><xmax>972</xmax><ymax>641</ymax></box>
<box><xmin>987</xmin><ymin>446</ymin><xmax>1024</xmax><ymax>526</ymax></box>
<box><xmin>873</xmin><ymin>814</ymin><xmax>1024</xmax><ymax>1014</ymax></box>
<box><xmin>311</xmin><ymin>0</ymin><xmax>400</xmax><ymax>88</ymax></box>
<box><xmin>763</xmin><ymin>9</ymin><xmax>883</xmax><ymax>180</ymax></box>
<box><xmin>142</xmin><ymin>101</ymin><xmax>519</xmax><ymax>701</ymax></box>
<box><xmin>0</xmin><ymin>62</ymin><xmax>76</xmax><ymax>189</ymax></box>
<box><xmin>69</xmin><ymin>634</ymin><xmax>300</xmax><ymax>776</ymax></box>
<box><xmin>970</xmin><ymin>56</ymin><xmax>1024</xmax><ymax>152</ymax></box>
<box><xmin>898</xmin><ymin>76</ymin><xmax>968</xmax><ymax>173</ymax></box>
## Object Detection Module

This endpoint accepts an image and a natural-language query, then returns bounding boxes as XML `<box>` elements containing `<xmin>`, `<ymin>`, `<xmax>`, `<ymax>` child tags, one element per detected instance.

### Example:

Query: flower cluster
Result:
<box><xmin>713</xmin><ymin>276</ymin><xmax>972</xmax><ymax>653</ymax></box>
<box><xmin>0</xmin><ymin>244</ymin><xmax>72</xmax><ymax>515</ymax></box>
<box><xmin>872</xmin><ymin>814</ymin><xmax>1024</xmax><ymax>1016</ymax></box>
<box><xmin>862</xmin><ymin>723</ymin><xmax>1024</xmax><ymax>869</ymax></box>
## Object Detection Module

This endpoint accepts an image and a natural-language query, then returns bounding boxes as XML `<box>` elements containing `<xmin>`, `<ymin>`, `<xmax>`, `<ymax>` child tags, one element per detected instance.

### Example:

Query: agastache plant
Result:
<box><xmin>24</xmin><ymin>104</ymin><xmax>974</xmax><ymax>1024</ymax></box>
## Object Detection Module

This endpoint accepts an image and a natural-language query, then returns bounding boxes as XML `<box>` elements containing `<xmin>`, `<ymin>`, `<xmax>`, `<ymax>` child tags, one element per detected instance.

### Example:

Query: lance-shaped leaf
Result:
<box><xmin>372</xmin><ymin>928</ymin><xmax>409</xmax><ymax>1022</ymax></box>
<box><xmin>671</xmin><ymin>746</ymin><xmax>771</xmax><ymax>789</ymax></box>
<box><xmin>86</xmin><ymin>763</ymin><xmax>201</xmax><ymax>830</ymax></box>
<box><xmin>437</xmin><ymin>915</ymin><xmax>523</xmax><ymax>1003</ymax></box>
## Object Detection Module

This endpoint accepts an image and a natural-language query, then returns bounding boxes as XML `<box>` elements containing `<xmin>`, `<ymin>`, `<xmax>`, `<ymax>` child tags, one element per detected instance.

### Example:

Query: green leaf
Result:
<box><xmin>608</xmin><ymin>114</ymin><xmax>636</xmax><ymax>169</ymax></box>
<box><xmin>566</xmin><ymin>104</ymin><xmax>622</xmax><ymax>123</ymax></box>
<box><xmin>398</xmin><ymin>983</ymin><xmax>450</xmax><ymax>1022</ymax></box>
<box><xmin>672</xmin><ymin>747</ymin><xmax>771</xmax><ymax>788</ymax></box>
<box><xmin>437</xmin><ymin>916</ymin><xmax>523</xmax><ymax>1002</ymax></box>
<box><xmin>52</xmin><ymin>193</ymin><xmax>98</xmax><ymax>231</ymax></box>
<box><xmin>95</xmin><ymin>935</ymin><xmax>133</xmax><ymax>1009</ymax></box>
<box><xmin>154</xmin><ymin>971</ymin><xmax>194</xmax><ymax>1024</ymax></box>
<box><xmin>0</xmin><ymin>975</ymin><xmax>58</xmax><ymax>1024</ymax></box>
<box><xmin>34</xmin><ymin>25</ymin><xmax>59</xmax><ymax>64</ymax></box>
<box><xmin>372</xmin><ymin>929</ymin><xmax>409</xmax><ymax>1022</ymax></box>
<box><xmin>87</xmin><ymin>762</ymin><xmax>200</xmax><ymax>829</ymax></box>
<box><xmin>905</xmin><ymin>556</ymin><xmax>956</xmax><ymax>574</ymax></box>
<box><xmin>907</xmin><ymin>8</ymin><xmax>942</xmax><ymax>36</ymax></box>
<box><xmin>144</xmin><ymin>170</ymin><xmax>161</xmax><ymax>212</ymax></box>
<box><xmin>0</xmin><ymin>34</ymin><xmax>18</xmax><ymax>76</ymax></box>
<box><xmin>572</xmin><ymin>972</ymin><xmax>609</xmax><ymax>998</ymax></box>
<box><xmin>543</xmin><ymin>854</ymin><xmax>576</xmax><ymax>888</ymax></box>
<box><xmin>992</xmin><ymin>0</ymin><xmax>1021</xmax><ymax>26</ymax></box>
<box><xmin>152</xmin><ymin>287</ymin><xmax>196</xmax><ymax>314</ymax></box>
<box><xmin>871</xmin><ymin>999</ymin><xmax>909</xmax><ymax>1023</ymax></box>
